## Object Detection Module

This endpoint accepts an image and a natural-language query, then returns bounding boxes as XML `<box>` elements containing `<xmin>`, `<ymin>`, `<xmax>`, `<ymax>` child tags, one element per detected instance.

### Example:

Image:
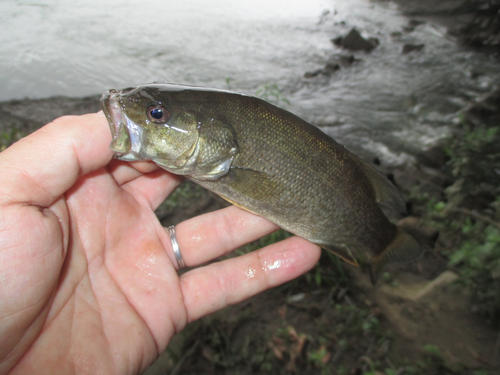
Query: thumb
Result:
<box><xmin>0</xmin><ymin>113</ymin><xmax>113</xmax><ymax>372</ymax></box>
<box><xmin>0</xmin><ymin>112</ymin><xmax>113</xmax><ymax>208</ymax></box>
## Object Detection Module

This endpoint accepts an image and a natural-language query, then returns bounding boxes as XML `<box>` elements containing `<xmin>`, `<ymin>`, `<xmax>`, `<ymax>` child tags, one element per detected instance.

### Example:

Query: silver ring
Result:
<box><xmin>167</xmin><ymin>225</ymin><xmax>186</xmax><ymax>269</ymax></box>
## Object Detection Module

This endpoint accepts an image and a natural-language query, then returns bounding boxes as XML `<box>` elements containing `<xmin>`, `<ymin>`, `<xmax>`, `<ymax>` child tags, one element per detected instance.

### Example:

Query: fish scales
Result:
<box><xmin>101</xmin><ymin>83</ymin><xmax>423</xmax><ymax>282</ymax></box>
<box><xmin>188</xmin><ymin>92</ymin><xmax>393</xmax><ymax>251</ymax></box>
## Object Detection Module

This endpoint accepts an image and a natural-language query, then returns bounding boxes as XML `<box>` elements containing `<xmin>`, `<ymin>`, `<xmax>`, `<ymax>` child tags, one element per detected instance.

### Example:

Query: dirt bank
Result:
<box><xmin>0</xmin><ymin>95</ymin><xmax>100</xmax><ymax>134</ymax></box>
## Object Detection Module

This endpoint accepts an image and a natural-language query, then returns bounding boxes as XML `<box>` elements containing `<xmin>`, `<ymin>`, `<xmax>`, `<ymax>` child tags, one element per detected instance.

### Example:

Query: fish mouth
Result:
<box><xmin>100</xmin><ymin>88</ymin><xmax>144</xmax><ymax>161</ymax></box>
<box><xmin>101</xmin><ymin>89</ymin><xmax>121</xmax><ymax>138</ymax></box>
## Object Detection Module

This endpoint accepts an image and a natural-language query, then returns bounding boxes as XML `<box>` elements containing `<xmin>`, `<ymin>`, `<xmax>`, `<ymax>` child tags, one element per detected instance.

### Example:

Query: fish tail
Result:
<box><xmin>369</xmin><ymin>226</ymin><xmax>423</xmax><ymax>285</ymax></box>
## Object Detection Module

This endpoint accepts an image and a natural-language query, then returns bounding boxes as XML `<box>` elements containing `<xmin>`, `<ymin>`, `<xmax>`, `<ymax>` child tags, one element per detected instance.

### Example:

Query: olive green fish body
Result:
<box><xmin>193</xmin><ymin>95</ymin><xmax>396</xmax><ymax>260</ymax></box>
<box><xmin>101</xmin><ymin>84</ymin><xmax>422</xmax><ymax>281</ymax></box>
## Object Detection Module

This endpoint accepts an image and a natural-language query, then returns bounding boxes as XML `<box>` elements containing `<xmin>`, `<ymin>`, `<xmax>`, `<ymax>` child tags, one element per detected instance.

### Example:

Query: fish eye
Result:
<box><xmin>147</xmin><ymin>105</ymin><xmax>170</xmax><ymax>124</ymax></box>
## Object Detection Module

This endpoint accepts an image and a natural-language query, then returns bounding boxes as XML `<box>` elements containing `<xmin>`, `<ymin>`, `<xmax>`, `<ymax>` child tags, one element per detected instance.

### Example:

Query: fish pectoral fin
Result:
<box><xmin>223</xmin><ymin>167</ymin><xmax>281</xmax><ymax>201</ymax></box>
<box><xmin>321</xmin><ymin>243</ymin><xmax>359</xmax><ymax>266</ymax></box>
<box><xmin>219</xmin><ymin>195</ymin><xmax>260</xmax><ymax>215</ymax></box>
<box><xmin>356</xmin><ymin>158</ymin><xmax>407</xmax><ymax>215</ymax></box>
<box><xmin>369</xmin><ymin>227</ymin><xmax>423</xmax><ymax>285</ymax></box>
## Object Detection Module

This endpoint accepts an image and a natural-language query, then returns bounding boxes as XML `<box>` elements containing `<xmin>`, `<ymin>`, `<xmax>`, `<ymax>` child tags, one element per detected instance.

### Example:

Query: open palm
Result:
<box><xmin>0</xmin><ymin>114</ymin><xmax>320</xmax><ymax>375</ymax></box>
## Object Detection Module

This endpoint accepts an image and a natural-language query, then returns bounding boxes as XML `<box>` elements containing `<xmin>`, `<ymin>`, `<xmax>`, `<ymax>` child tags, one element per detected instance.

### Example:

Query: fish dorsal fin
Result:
<box><xmin>369</xmin><ymin>227</ymin><xmax>423</xmax><ymax>284</ymax></box>
<box><xmin>356</xmin><ymin>158</ymin><xmax>407</xmax><ymax>215</ymax></box>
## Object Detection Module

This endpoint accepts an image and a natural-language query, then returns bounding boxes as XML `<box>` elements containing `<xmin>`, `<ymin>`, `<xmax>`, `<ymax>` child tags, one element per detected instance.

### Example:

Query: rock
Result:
<box><xmin>379</xmin><ymin>271</ymin><xmax>459</xmax><ymax>302</ymax></box>
<box><xmin>392</xmin><ymin>163</ymin><xmax>447</xmax><ymax>213</ymax></box>
<box><xmin>364</xmin><ymin>268</ymin><xmax>499</xmax><ymax>370</ymax></box>
<box><xmin>409</xmin><ymin>19</ymin><xmax>425</xmax><ymax>27</ymax></box>
<box><xmin>398</xmin><ymin>216</ymin><xmax>439</xmax><ymax>248</ymax></box>
<box><xmin>323</xmin><ymin>63</ymin><xmax>340</xmax><ymax>75</ymax></box>
<box><xmin>403</xmin><ymin>19</ymin><xmax>425</xmax><ymax>32</ymax></box>
<box><xmin>332</xmin><ymin>28</ymin><xmax>379</xmax><ymax>52</ymax></box>
<box><xmin>304</xmin><ymin>70</ymin><xmax>322</xmax><ymax>79</ymax></box>
<box><xmin>414</xmin><ymin>271</ymin><xmax>459</xmax><ymax>300</ymax></box>
<box><xmin>304</xmin><ymin>62</ymin><xmax>340</xmax><ymax>79</ymax></box>
<box><xmin>367</xmin><ymin>37</ymin><xmax>380</xmax><ymax>49</ymax></box>
<box><xmin>462</xmin><ymin>87</ymin><xmax>500</xmax><ymax>124</ymax></box>
<box><xmin>415</xmin><ymin>145</ymin><xmax>449</xmax><ymax>169</ymax></box>
<box><xmin>337</xmin><ymin>54</ymin><xmax>355</xmax><ymax>67</ymax></box>
<box><xmin>402</xmin><ymin>43</ymin><xmax>425</xmax><ymax>54</ymax></box>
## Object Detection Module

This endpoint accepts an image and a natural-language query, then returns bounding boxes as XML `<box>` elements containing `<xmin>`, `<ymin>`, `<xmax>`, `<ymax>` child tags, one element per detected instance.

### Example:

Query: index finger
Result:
<box><xmin>0</xmin><ymin>113</ymin><xmax>113</xmax><ymax>207</ymax></box>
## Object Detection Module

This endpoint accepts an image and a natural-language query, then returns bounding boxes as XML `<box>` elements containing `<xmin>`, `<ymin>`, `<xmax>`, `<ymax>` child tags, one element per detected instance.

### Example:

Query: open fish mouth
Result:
<box><xmin>101</xmin><ymin>89</ymin><xmax>121</xmax><ymax>138</ymax></box>
<box><xmin>101</xmin><ymin>88</ymin><xmax>144</xmax><ymax>161</ymax></box>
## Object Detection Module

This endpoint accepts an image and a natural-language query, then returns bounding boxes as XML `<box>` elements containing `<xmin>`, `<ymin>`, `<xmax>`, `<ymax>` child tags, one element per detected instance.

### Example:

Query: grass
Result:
<box><xmin>225</xmin><ymin>78</ymin><xmax>290</xmax><ymax>107</ymax></box>
<box><xmin>170</xmin><ymin>265</ymin><xmax>394</xmax><ymax>375</ymax></box>
<box><xmin>255</xmin><ymin>83</ymin><xmax>290</xmax><ymax>107</ymax></box>
<box><xmin>235</xmin><ymin>229</ymin><xmax>292</xmax><ymax>256</ymax></box>
<box><xmin>156</xmin><ymin>180</ymin><xmax>205</xmax><ymax>214</ymax></box>
<box><xmin>416</xmin><ymin>116</ymin><xmax>500</xmax><ymax>326</ymax></box>
<box><xmin>168</xmin><ymin>260</ymin><xmax>491</xmax><ymax>375</ymax></box>
<box><xmin>0</xmin><ymin>128</ymin><xmax>26</xmax><ymax>151</ymax></box>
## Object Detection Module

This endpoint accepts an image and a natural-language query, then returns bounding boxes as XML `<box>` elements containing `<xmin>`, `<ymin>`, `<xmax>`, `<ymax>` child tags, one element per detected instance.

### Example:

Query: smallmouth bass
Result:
<box><xmin>101</xmin><ymin>83</ymin><xmax>422</xmax><ymax>282</ymax></box>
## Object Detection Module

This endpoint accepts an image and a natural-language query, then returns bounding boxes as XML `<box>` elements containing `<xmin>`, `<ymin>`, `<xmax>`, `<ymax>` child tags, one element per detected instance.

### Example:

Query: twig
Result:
<box><xmin>170</xmin><ymin>340</ymin><xmax>200</xmax><ymax>375</ymax></box>
<box><xmin>385</xmin><ymin>357</ymin><xmax>396</xmax><ymax>370</ymax></box>
<box><xmin>330</xmin><ymin>348</ymin><xmax>344</xmax><ymax>364</ymax></box>
<box><xmin>450</xmin><ymin>207</ymin><xmax>500</xmax><ymax>230</ymax></box>
<box><xmin>467</xmin><ymin>345</ymin><xmax>493</xmax><ymax>366</ymax></box>
<box><xmin>364</xmin><ymin>336</ymin><xmax>375</xmax><ymax>358</ymax></box>
<box><xmin>493</xmin><ymin>329</ymin><xmax>500</xmax><ymax>365</ymax></box>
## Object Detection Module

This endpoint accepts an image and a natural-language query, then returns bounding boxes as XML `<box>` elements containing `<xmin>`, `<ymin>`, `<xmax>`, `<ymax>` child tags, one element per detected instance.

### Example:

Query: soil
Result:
<box><xmin>0</xmin><ymin>95</ymin><xmax>101</xmax><ymax>135</ymax></box>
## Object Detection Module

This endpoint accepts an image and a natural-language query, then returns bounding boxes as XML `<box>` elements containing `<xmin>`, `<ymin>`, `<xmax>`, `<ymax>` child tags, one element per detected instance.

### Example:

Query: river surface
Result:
<box><xmin>1</xmin><ymin>0</ymin><xmax>499</xmax><ymax>164</ymax></box>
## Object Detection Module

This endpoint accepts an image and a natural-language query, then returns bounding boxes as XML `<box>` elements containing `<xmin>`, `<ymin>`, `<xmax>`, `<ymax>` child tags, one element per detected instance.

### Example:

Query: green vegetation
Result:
<box><xmin>0</xmin><ymin>128</ymin><xmax>26</xmax><ymax>151</ymax></box>
<box><xmin>255</xmin><ymin>83</ymin><xmax>290</xmax><ymax>107</ymax></box>
<box><xmin>169</xmin><ymin>263</ymin><xmax>394</xmax><ymax>375</ymax></box>
<box><xmin>449</xmin><ymin>222</ymin><xmax>500</xmax><ymax>324</ymax></box>
<box><xmin>420</xmin><ymin>115</ymin><xmax>500</xmax><ymax>325</ymax></box>
<box><xmin>157</xmin><ymin>180</ymin><xmax>205</xmax><ymax>214</ymax></box>
<box><xmin>224</xmin><ymin>78</ymin><xmax>290</xmax><ymax>107</ymax></box>
<box><xmin>168</xmin><ymin>259</ymin><xmax>492</xmax><ymax>374</ymax></box>
<box><xmin>236</xmin><ymin>229</ymin><xmax>292</xmax><ymax>256</ymax></box>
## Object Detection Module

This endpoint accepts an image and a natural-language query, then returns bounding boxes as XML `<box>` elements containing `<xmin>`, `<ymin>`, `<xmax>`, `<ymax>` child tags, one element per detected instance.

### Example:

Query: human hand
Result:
<box><xmin>0</xmin><ymin>113</ymin><xmax>321</xmax><ymax>375</ymax></box>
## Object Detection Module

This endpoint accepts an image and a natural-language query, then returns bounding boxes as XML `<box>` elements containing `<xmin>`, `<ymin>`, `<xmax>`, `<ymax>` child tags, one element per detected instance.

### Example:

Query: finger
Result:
<box><xmin>180</xmin><ymin>236</ymin><xmax>321</xmax><ymax>322</ymax></box>
<box><xmin>107</xmin><ymin>159</ymin><xmax>161</xmax><ymax>187</ymax></box>
<box><xmin>162</xmin><ymin>206</ymin><xmax>280</xmax><ymax>267</ymax></box>
<box><xmin>0</xmin><ymin>113</ymin><xmax>112</xmax><ymax>208</ymax></box>
<box><xmin>121</xmin><ymin>169</ymin><xmax>183</xmax><ymax>211</ymax></box>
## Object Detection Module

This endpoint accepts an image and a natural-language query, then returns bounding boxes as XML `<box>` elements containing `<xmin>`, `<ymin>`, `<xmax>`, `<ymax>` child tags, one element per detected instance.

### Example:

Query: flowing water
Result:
<box><xmin>1</xmin><ymin>0</ymin><xmax>499</xmax><ymax>164</ymax></box>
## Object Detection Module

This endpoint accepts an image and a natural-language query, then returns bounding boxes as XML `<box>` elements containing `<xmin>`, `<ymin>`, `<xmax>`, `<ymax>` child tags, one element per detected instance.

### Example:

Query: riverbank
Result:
<box><xmin>0</xmin><ymin>95</ymin><xmax>100</xmax><ymax>150</ymax></box>
<box><xmin>2</xmin><ymin>85</ymin><xmax>497</xmax><ymax>374</ymax></box>
<box><xmin>386</xmin><ymin>0</ymin><xmax>500</xmax><ymax>52</ymax></box>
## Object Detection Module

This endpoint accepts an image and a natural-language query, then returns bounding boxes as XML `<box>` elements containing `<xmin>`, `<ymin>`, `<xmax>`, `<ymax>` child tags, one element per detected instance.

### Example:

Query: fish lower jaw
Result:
<box><xmin>101</xmin><ymin>89</ymin><xmax>121</xmax><ymax>137</ymax></box>
<box><xmin>109</xmin><ymin>99</ymin><xmax>122</xmax><ymax>138</ymax></box>
<box><xmin>115</xmin><ymin>152</ymin><xmax>144</xmax><ymax>161</ymax></box>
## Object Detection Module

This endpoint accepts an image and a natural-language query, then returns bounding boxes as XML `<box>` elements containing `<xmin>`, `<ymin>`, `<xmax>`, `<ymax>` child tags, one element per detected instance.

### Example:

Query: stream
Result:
<box><xmin>1</xmin><ymin>0</ymin><xmax>499</xmax><ymax>164</ymax></box>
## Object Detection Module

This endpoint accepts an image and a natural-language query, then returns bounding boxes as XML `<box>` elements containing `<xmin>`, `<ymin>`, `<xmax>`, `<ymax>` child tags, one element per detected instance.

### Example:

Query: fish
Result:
<box><xmin>100</xmin><ymin>83</ymin><xmax>422</xmax><ymax>283</ymax></box>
